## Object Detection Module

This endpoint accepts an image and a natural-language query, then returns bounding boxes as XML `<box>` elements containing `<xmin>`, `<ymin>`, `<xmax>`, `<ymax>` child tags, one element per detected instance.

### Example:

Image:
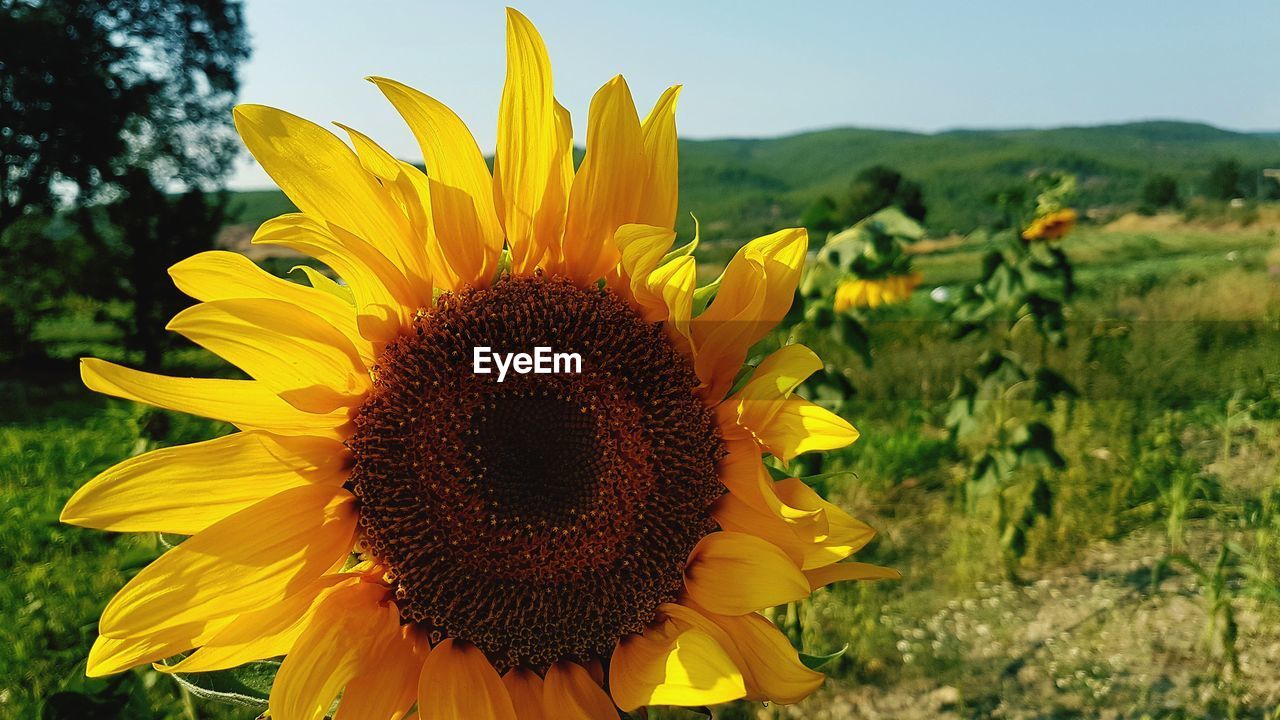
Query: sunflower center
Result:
<box><xmin>348</xmin><ymin>274</ymin><xmax>725</xmax><ymax>670</ymax></box>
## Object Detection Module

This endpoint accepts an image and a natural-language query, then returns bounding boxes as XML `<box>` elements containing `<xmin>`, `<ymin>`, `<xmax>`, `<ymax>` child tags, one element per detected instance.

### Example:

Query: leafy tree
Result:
<box><xmin>1205</xmin><ymin>159</ymin><xmax>1245</xmax><ymax>201</ymax></box>
<box><xmin>0</xmin><ymin>0</ymin><xmax>249</xmax><ymax>362</ymax></box>
<box><xmin>1</xmin><ymin>0</ymin><xmax>249</xmax><ymax>230</ymax></box>
<box><xmin>842</xmin><ymin>164</ymin><xmax>927</xmax><ymax>225</ymax></box>
<box><xmin>800</xmin><ymin>194</ymin><xmax>840</xmax><ymax>237</ymax></box>
<box><xmin>1141</xmin><ymin>173</ymin><xmax>1181</xmax><ymax>211</ymax></box>
<box><xmin>106</xmin><ymin>170</ymin><xmax>229</xmax><ymax>368</ymax></box>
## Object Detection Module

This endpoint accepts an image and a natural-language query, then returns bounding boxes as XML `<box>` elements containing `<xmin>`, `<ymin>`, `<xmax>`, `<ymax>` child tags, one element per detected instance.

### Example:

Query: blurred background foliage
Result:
<box><xmin>4</xmin><ymin>1</ymin><xmax>1280</xmax><ymax>719</ymax></box>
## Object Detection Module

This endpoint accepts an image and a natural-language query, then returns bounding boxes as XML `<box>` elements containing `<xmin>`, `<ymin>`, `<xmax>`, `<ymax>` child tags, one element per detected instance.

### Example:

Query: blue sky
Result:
<box><xmin>228</xmin><ymin>0</ymin><xmax>1280</xmax><ymax>188</ymax></box>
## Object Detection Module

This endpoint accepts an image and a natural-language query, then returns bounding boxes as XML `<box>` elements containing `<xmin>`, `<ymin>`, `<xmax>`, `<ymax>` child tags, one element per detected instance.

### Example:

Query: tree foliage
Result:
<box><xmin>802</xmin><ymin>165</ymin><xmax>927</xmax><ymax>241</ymax></box>
<box><xmin>0</xmin><ymin>0</ymin><xmax>249</xmax><ymax>364</ymax></box>
<box><xmin>1205</xmin><ymin>159</ymin><xmax>1244</xmax><ymax>201</ymax></box>
<box><xmin>0</xmin><ymin>0</ymin><xmax>248</xmax><ymax>229</ymax></box>
<box><xmin>1141</xmin><ymin>173</ymin><xmax>1181</xmax><ymax>211</ymax></box>
<box><xmin>844</xmin><ymin>164</ymin><xmax>927</xmax><ymax>225</ymax></box>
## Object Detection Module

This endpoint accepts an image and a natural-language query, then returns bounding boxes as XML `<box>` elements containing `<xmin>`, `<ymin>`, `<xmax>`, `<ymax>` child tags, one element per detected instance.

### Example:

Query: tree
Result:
<box><xmin>1205</xmin><ymin>159</ymin><xmax>1244</xmax><ymax>201</ymax></box>
<box><xmin>106</xmin><ymin>170</ymin><xmax>228</xmax><ymax>368</ymax></box>
<box><xmin>841</xmin><ymin>165</ymin><xmax>927</xmax><ymax>226</ymax></box>
<box><xmin>0</xmin><ymin>0</ymin><xmax>249</xmax><ymax>363</ymax></box>
<box><xmin>800</xmin><ymin>194</ymin><xmax>840</xmax><ymax>237</ymax></box>
<box><xmin>1141</xmin><ymin>174</ymin><xmax>1180</xmax><ymax>212</ymax></box>
<box><xmin>0</xmin><ymin>0</ymin><xmax>249</xmax><ymax>232</ymax></box>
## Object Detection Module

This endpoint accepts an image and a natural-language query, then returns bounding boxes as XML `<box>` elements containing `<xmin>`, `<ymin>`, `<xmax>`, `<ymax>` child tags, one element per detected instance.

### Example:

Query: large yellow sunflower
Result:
<box><xmin>62</xmin><ymin>9</ymin><xmax>897</xmax><ymax>718</ymax></box>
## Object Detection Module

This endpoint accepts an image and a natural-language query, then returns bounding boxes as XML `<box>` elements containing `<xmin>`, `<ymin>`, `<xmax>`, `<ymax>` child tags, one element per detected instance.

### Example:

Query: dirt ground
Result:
<box><xmin>765</xmin><ymin>524</ymin><xmax>1278</xmax><ymax>719</ymax></box>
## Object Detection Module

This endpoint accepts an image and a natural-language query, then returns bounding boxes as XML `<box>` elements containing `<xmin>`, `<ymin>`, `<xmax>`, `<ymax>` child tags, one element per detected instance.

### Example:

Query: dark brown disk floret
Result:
<box><xmin>347</xmin><ymin>274</ymin><xmax>725</xmax><ymax>671</ymax></box>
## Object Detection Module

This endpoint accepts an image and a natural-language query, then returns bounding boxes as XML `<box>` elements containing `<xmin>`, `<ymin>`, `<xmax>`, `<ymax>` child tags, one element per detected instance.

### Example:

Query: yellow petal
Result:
<box><xmin>389</xmin><ymin>158</ymin><xmax>503</xmax><ymax>296</ymax></box>
<box><xmin>371</xmin><ymin>77</ymin><xmax>501</xmax><ymax>289</ymax></box>
<box><xmin>99</xmin><ymin>484</ymin><xmax>357</xmax><ymax>638</ymax></box>
<box><xmin>87</xmin><ymin>618</ymin><xmax>231</xmax><ymax>677</ymax></box>
<box><xmin>336</xmin><ymin>122</ymin><xmax>406</xmax><ymax>181</ymax></box>
<box><xmin>542</xmin><ymin>661</ymin><xmax>616</xmax><ymax>720</ymax></box>
<box><xmin>657</xmin><ymin>603</ymin><xmax>752</xmax><ymax>688</ymax></box>
<box><xmin>711</xmin><ymin>492</ymin><xmax>806</xmax><ymax>568</ymax></box>
<box><xmin>167</xmin><ymin>298</ymin><xmax>370</xmax><ymax>413</ymax></box>
<box><xmin>697</xmin><ymin>610</ymin><xmax>824</xmax><ymax>705</ymax></box>
<box><xmin>637</xmin><ymin>85</ymin><xmax>682</xmax><ymax>229</ymax></box>
<box><xmin>613</xmin><ymin>223</ymin><xmax>676</xmax><ymax>317</ymax></box>
<box><xmin>291</xmin><ymin>265</ymin><xmax>354</xmax><ymax>305</ymax></box>
<box><xmin>774</xmin><ymin>478</ymin><xmax>876</xmax><ymax>567</ymax></box>
<box><xmin>158</xmin><ymin>574</ymin><xmax>358</xmax><ymax>673</ymax></box>
<box><xmin>684</xmin><ymin>532</ymin><xmax>810</xmax><ymax>615</ymax></box>
<box><xmin>336</xmin><ymin>617</ymin><xmax>423</xmax><ymax>720</ymax></box>
<box><xmin>647</xmin><ymin>254</ymin><xmax>697</xmax><ymax>357</ymax></box>
<box><xmin>80</xmin><ymin>358</ymin><xmax>350</xmax><ymax>439</ymax></box>
<box><xmin>334</xmin><ymin>123</ymin><xmax>435</xmax><ymax>290</ymax></box>
<box><xmin>691</xmin><ymin>259</ymin><xmax>767</xmax><ymax>402</ymax></box>
<box><xmin>169</xmin><ymin>250</ymin><xmax>372</xmax><ymax>366</ymax></box>
<box><xmin>715</xmin><ymin>433</ymin><xmax>823</xmax><ymax>528</ymax></box>
<box><xmin>713</xmin><ymin>479</ymin><xmax>875</xmax><ymax>571</ymax></box>
<box><xmin>724</xmin><ymin>344</ymin><xmax>822</xmax><ymax>434</ymax></box>
<box><xmin>693</xmin><ymin>228</ymin><xmax>809</xmax><ymax>400</ymax></box>
<box><xmin>269</xmin><ymin>582</ymin><xmax>394</xmax><ymax>720</ymax></box>
<box><xmin>418</xmin><ymin>639</ymin><xmax>516</xmax><ymax>720</ymax></box>
<box><xmin>495</xmin><ymin>9</ymin><xmax>566</xmax><ymax>276</ymax></box>
<box><xmin>540</xmin><ymin>98</ymin><xmax>575</xmax><ymax>273</ymax></box>
<box><xmin>232</xmin><ymin>105</ymin><xmax>420</xmax><ymax>285</ymax></box>
<box><xmin>562</xmin><ymin>75</ymin><xmax>645</xmax><ymax>283</ymax></box>
<box><xmin>61</xmin><ymin>431</ymin><xmax>346</xmax><ymax>534</ymax></box>
<box><xmin>253</xmin><ymin>213</ymin><xmax>418</xmax><ymax>343</ymax></box>
<box><xmin>609</xmin><ymin>619</ymin><xmax>746</xmax><ymax>712</ymax></box>
<box><xmin>805</xmin><ymin>562</ymin><xmax>901</xmax><ymax>591</ymax></box>
<box><xmin>754</xmin><ymin>396</ymin><xmax>860</xmax><ymax>462</ymax></box>
<box><xmin>501</xmin><ymin>668</ymin><xmax>547</xmax><ymax>720</ymax></box>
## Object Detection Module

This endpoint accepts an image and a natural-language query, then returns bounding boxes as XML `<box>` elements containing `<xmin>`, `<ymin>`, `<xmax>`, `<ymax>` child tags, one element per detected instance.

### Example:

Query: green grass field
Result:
<box><xmin>3</xmin><ymin>221</ymin><xmax>1279</xmax><ymax>718</ymax></box>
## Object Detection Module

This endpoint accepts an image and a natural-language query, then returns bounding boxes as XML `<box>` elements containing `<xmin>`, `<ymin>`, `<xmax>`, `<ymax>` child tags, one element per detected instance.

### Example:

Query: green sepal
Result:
<box><xmin>660</xmin><ymin>213</ymin><xmax>701</xmax><ymax>265</ymax></box>
<box><xmin>160</xmin><ymin>659</ymin><xmax>279</xmax><ymax>711</ymax></box>
<box><xmin>799</xmin><ymin>643</ymin><xmax>849</xmax><ymax>670</ymax></box>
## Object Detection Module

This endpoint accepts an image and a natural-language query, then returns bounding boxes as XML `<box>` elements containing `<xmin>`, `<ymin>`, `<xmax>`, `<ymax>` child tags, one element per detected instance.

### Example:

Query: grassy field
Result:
<box><xmin>3</xmin><ymin>219</ymin><xmax>1279</xmax><ymax>718</ymax></box>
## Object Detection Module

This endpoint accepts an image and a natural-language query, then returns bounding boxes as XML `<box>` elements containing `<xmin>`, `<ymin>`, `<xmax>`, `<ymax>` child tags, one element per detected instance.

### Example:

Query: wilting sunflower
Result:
<box><xmin>62</xmin><ymin>9</ymin><xmax>896</xmax><ymax>718</ymax></box>
<box><xmin>1021</xmin><ymin>208</ymin><xmax>1078</xmax><ymax>242</ymax></box>
<box><xmin>833</xmin><ymin>272</ymin><xmax>923</xmax><ymax>311</ymax></box>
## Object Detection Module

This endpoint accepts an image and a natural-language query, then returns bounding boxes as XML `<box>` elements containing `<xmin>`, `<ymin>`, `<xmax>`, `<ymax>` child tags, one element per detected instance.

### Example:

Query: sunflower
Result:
<box><xmin>833</xmin><ymin>272</ymin><xmax>923</xmax><ymax>311</ymax></box>
<box><xmin>1021</xmin><ymin>208</ymin><xmax>1078</xmax><ymax>242</ymax></box>
<box><xmin>62</xmin><ymin>9</ymin><xmax>896</xmax><ymax>718</ymax></box>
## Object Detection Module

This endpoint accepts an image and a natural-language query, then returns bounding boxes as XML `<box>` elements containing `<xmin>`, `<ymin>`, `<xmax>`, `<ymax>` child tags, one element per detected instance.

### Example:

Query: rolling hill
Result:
<box><xmin>226</xmin><ymin>120</ymin><xmax>1280</xmax><ymax>243</ymax></box>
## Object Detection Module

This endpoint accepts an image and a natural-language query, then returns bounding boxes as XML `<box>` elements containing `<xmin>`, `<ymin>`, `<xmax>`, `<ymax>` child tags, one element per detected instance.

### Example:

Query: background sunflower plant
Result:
<box><xmin>945</xmin><ymin>173</ymin><xmax>1079</xmax><ymax>573</ymax></box>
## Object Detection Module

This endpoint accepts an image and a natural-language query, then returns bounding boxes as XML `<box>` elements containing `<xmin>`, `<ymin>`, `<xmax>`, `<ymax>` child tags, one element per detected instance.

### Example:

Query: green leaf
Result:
<box><xmin>1011</xmin><ymin>421</ymin><xmax>1066</xmax><ymax>469</ymax></box>
<box><xmin>835</xmin><ymin>314</ymin><xmax>872</xmax><ymax>367</ymax></box>
<box><xmin>798</xmin><ymin>261</ymin><xmax>841</xmax><ymax>298</ymax></box>
<box><xmin>799</xmin><ymin>643</ymin><xmax>849</xmax><ymax>670</ymax></box>
<box><xmin>661</xmin><ymin>213</ymin><xmax>701</xmax><ymax>265</ymax></box>
<box><xmin>692</xmin><ymin>273</ymin><xmax>722</xmax><ymax>315</ymax></box>
<box><xmin>1030</xmin><ymin>367</ymin><xmax>1076</xmax><ymax>410</ymax></box>
<box><xmin>803</xmin><ymin>300</ymin><xmax>836</xmax><ymax>329</ymax></box>
<box><xmin>162</xmin><ymin>659</ymin><xmax>279</xmax><ymax>710</ymax></box>
<box><xmin>766</xmin><ymin>464</ymin><xmax>857</xmax><ymax>489</ymax></box>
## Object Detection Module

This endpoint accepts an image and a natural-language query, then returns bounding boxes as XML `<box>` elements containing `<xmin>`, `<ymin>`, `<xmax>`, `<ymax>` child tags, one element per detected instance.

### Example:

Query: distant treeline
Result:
<box><xmin>672</xmin><ymin>121</ymin><xmax>1280</xmax><ymax>239</ymax></box>
<box><xmin>224</xmin><ymin>120</ymin><xmax>1280</xmax><ymax>244</ymax></box>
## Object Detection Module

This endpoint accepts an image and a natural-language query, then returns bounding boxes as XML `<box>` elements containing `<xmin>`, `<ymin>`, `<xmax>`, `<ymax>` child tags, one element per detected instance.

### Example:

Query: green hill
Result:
<box><xmin>228</xmin><ymin>120</ymin><xmax>1280</xmax><ymax>241</ymax></box>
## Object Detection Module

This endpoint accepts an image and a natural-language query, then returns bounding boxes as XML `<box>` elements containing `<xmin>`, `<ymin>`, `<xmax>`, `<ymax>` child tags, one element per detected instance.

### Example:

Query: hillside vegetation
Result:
<box><xmin>225</xmin><ymin>120</ymin><xmax>1280</xmax><ymax>240</ymax></box>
